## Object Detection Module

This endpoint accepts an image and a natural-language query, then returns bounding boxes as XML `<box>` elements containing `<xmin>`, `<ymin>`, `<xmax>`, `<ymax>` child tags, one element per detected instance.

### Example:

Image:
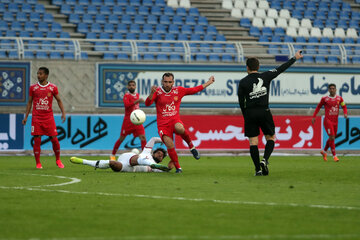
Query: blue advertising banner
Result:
<box><xmin>24</xmin><ymin>114</ymin><xmax>159</xmax><ymax>150</ymax></box>
<box><xmin>323</xmin><ymin>116</ymin><xmax>360</xmax><ymax>150</ymax></box>
<box><xmin>0</xmin><ymin>62</ymin><xmax>30</xmax><ymax>106</ymax></box>
<box><xmin>0</xmin><ymin>114</ymin><xmax>24</xmax><ymax>150</ymax></box>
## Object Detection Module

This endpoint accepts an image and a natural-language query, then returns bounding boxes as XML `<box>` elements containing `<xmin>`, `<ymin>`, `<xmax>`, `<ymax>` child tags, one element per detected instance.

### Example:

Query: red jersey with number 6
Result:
<box><xmin>30</xmin><ymin>82</ymin><xmax>58</xmax><ymax>122</ymax></box>
<box><xmin>145</xmin><ymin>85</ymin><xmax>203</xmax><ymax>127</ymax></box>
<box><xmin>312</xmin><ymin>95</ymin><xmax>348</xmax><ymax>123</ymax></box>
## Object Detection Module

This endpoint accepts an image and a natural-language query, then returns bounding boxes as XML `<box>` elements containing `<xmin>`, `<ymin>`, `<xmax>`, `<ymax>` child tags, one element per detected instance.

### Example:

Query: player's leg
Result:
<box><xmin>138</xmin><ymin>134</ymin><xmax>147</xmax><ymax>150</ymax></box>
<box><xmin>33</xmin><ymin>136</ymin><xmax>42</xmax><ymax>169</ymax></box>
<box><xmin>332</xmin><ymin>124</ymin><xmax>339</xmax><ymax>162</ymax></box>
<box><xmin>109</xmin><ymin>161</ymin><xmax>123</xmax><ymax>172</ymax></box>
<box><xmin>249</xmin><ymin>137</ymin><xmax>262</xmax><ymax>176</ymax></box>
<box><xmin>174</xmin><ymin>122</ymin><xmax>199</xmax><ymax>160</ymax></box>
<box><xmin>324</xmin><ymin>120</ymin><xmax>337</xmax><ymax>161</ymax></box>
<box><xmin>162</xmin><ymin>135</ymin><xmax>182</xmax><ymax>172</ymax></box>
<box><xmin>70</xmin><ymin>157</ymin><xmax>111</xmax><ymax>169</ymax></box>
<box><xmin>111</xmin><ymin>135</ymin><xmax>126</xmax><ymax>160</ymax></box>
<box><xmin>50</xmin><ymin>136</ymin><xmax>64</xmax><ymax>168</ymax></box>
<box><xmin>261</xmin><ymin>135</ymin><xmax>274</xmax><ymax>176</ymax></box>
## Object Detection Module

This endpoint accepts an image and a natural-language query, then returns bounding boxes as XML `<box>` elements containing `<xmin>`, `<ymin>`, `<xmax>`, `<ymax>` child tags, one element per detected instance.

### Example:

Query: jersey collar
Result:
<box><xmin>37</xmin><ymin>81</ymin><xmax>50</xmax><ymax>87</ymax></box>
<box><xmin>160</xmin><ymin>86</ymin><xmax>173</xmax><ymax>94</ymax></box>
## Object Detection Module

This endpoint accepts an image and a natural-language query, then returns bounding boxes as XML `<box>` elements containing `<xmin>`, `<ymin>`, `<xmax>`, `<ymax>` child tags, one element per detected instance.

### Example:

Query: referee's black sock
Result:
<box><xmin>250</xmin><ymin>145</ymin><xmax>261</xmax><ymax>172</ymax></box>
<box><xmin>263</xmin><ymin>140</ymin><xmax>275</xmax><ymax>162</ymax></box>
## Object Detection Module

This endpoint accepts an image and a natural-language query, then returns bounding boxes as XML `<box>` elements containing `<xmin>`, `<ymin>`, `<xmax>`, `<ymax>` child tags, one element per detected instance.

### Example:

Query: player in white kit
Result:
<box><xmin>70</xmin><ymin>137</ymin><xmax>169</xmax><ymax>172</ymax></box>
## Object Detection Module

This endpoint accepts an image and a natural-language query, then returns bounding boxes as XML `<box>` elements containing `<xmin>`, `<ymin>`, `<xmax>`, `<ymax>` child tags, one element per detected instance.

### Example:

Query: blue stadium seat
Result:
<box><xmin>302</xmin><ymin>56</ymin><xmax>314</xmax><ymax>64</ymax></box>
<box><xmin>52</xmin><ymin>23</ymin><xmax>62</xmax><ymax>32</ymax></box>
<box><xmin>103</xmin><ymin>53</ymin><xmax>116</xmax><ymax>60</ymax></box>
<box><xmin>327</xmin><ymin>12</ymin><xmax>338</xmax><ymax>20</ymax></box>
<box><xmin>318</xmin><ymin>46</ymin><xmax>329</xmax><ymax>54</ymax></box>
<box><xmin>73</xmin><ymin>5</ymin><xmax>85</xmax><ymax>14</ymax></box>
<box><xmin>164</xmin><ymin>33</ymin><xmax>175</xmax><ymax>40</ymax></box>
<box><xmin>86</xmin><ymin>32</ymin><xmax>97</xmax><ymax>39</ymax></box>
<box><xmin>259</xmin><ymin>36</ymin><xmax>269</xmax><ymax>42</ymax></box>
<box><xmin>330</xmin><ymin>45</ymin><xmax>341</xmax><ymax>55</ymax></box>
<box><xmin>24</xmin><ymin>51</ymin><xmax>35</xmax><ymax>59</ymax></box>
<box><xmin>143</xmin><ymin>53</ymin><xmax>155</xmax><ymax>61</ymax></box>
<box><xmin>108</xmin><ymin>15</ymin><xmax>119</xmax><ymax>24</ymax></box>
<box><xmin>77</xmin><ymin>23</ymin><xmax>88</xmax><ymax>33</ymax></box>
<box><xmin>280</xmin><ymin>45</ymin><xmax>290</xmax><ymax>54</ymax></box>
<box><xmin>249</xmin><ymin>26</ymin><xmax>261</xmax><ymax>37</ymax></box>
<box><xmin>212</xmin><ymin>43</ymin><xmax>223</xmax><ymax>53</ymax></box>
<box><xmin>82</xmin><ymin>14</ymin><xmax>93</xmax><ymax>24</ymax></box>
<box><xmin>332</xmin><ymin>37</ymin><xmax>343</xmax><ymax>44</ymax></box>
<box><xmin>0</xmin><ymin>21</ymin><xmax>8</xmax><ymax>31</ymax></box>
<box><xmin>222</xmin><ymin>54</ymin><xmax>233</xmax><ymax>62</ymax></box>
<box><xmin>337</xmin><ymin>19</ymin><xmax>348</xmax><ymax>29</ymax></box>
<box><xmin>46</xmin><ymin>31</ymin><xmax>57</xmax><ymax>38</ymax></box>
<box><xmin>125</xmin><ymin>6</ymin><xmax>136</xmax><ymax>15</ymax></box>
<box><xmin>151</xmin><ymin>34</ymin><xmax>163</xmax><ymax>40</ymax></box>
<box><xmin>295</xmin><ymin>1</ymin><xmax>305</xmax><ymax>11</ymax></box>
<box><xmin>108</xmin><ymin>42</ymin><xmax>119</xmax><ymax>51</ymax></box>
<box><xmin>283</xmin><ymin>1</ymin><xmax>293</xmax><ymax>10</ymax></box>
<box><xmin>63</xmin><ymin>52</ymin><xmax>74</xmax><ymax>59</ymax></box>
<box><xmin>112</xmin><ymin>32</ymin><xmax>123</xmax><ymax>39</ymax></box>
<box><xmin>3</xmin><ymin>12</ymin><xmax>14</xmax><ymax>22</ymax></box>
<box><xmin>195</xmin><ymin>54</ymin><xmax>207</xmax><ymax>62</ymax></box>
<box><xmin>8</xmin><ymin>3</ymin><xmax>19</xmax><ymax>12</ymax></box>
<box><xmin>216</xmin><ymin>34</ymin><xmax>226</xmax><ymax>41</ymax></box>
<box><xmin>143</xmin><ymin>24</ymin><xmax>154</xmax><ymax>33</ymax></box>
<box><xmin>352</xmin><ymin>12</ymin><xmax>360</xmax><ymax>21</ymax></box>
<box><xmin>170</xmin><ymin>53</ymin><xmax>182</xmax><ymax>61</ymax></box>
<box><xmin>271</xmin><ymin>36</ymin><xmax>281</xmax><ymax>42</ymax></box>
<box><xmin>159</xmin><ymin>15</ymin><xmax>170</xmax><ymax>25</ymax></box>
<box><xmin>173</xmin><ymin>15</ymin><xmax>183</xmax><ymax>25</ymax></box>
<box><xmin>274</xmin><ymin>27</ymin><xmax>285</xmax><ymax>36</ymax></box>
<box><xmin>190</xmin><ymin>34</ymin><xmax>201</xmax><ymax>41</ymax></box>
<box><xmin>91</xmin><ymin>23</ymin><xmax>102</xmax><ymax>33</ymax></box>
<box><xmin>352</xmin><ymin>56</ymin><xmax>360</xmax><ymax>64</ymax></box>
<box><xmin>36</xmin><ymin>52</ymin><xmax>48</xmax><ymax>59</ymax></box>
<box><xmin>95</xmin><ymin>14</ymin><xmax>106</xmax><ymax>24</ymax></box>
<box><xmin>155</xmin><ymin>0</ymin><xmax>166</xmax><ymax>6</ymax></box>
<box><xmin>313</xmin><ymin>19</ymin><xmax>324</xmax><ymax>29</ymax></box>
<box><xmin>174</xmin><ymin>42</ymin><xmax>184</xmax><ymax>52</ymax></box>
<box><xmin>99</xmin><ymin>32</ymin><xmax>110</xmax><ymax>39</ymax></box>
<box><xmin>139</xmin><ymin>33</ymin><xmax>149</xmax><ymax>40</ymax></box>
<box><xmin>121</xmin><ymin>15</ymin><xmax>132</xmax><ymax>24</ymax></box>
<box><xmin>69</xmin><ymin>14</ymin><xmax>80</xmax><ymax>24</ymax></box>
<box><xmin>155</xmin><ymin>24</ymin><xmax>167</xmax><ymax>34</ymax></box>
<box><xmin>21</xmin><ymin>3</ymin><xmax>33</xmax><ymax>13</ymax></box>
<box><xmin>151</xmin><ymin>6</ymin><xmax>162</xmax><ymax>16</ymax></box>
<box><xmin>134</xmin><ymin>15</ymin><xmax>145</xmax><ymax>24</ymax></box>
<box><xmin>185</xmin><ymin>16</ymin><xmax>196</xmax><ymax>25</ymax></box>
<box><xmin>339</xmin><ymin>11</ymin><xmax>350</xmax><ymax>20</ymax></box>
<box><xmin>292</xmin><ymin>10</ymin><xmax>302</xmax><ymax>19</ymax></box>
<box><xmin>240</xmin><ymin>18</ymin><xmax>251</xmax><ymax>28</ymax></box>
<box><xmin>328</xmin><ymin>56</ymin><xmax>339</xmax><ymax>64</ymax></box>
<box><xmin>157</xmin><ymin>53</ymin><xmax>168</xmax><ymax>61</ymax></box>
<box><xmin>60</xmin><ymin>4</ymin><xmax>71</xmax><ymax>14</ymax></box>
<box><xmin>94</xmin><ymin>42</ymin><xmax>106</xmax><ymax>51</ymax></box>
<box><xmin>320</xmin><ymin>37</ymin><xmax>331</xmax><ymax>43</ymax></box>
<box><xmin>100</xmin><ymin>6</ymin><xmax>111</xmax><ymax>15</ymax></box>
<box><xmin>129</xmin><ymin>24</ymin><xmax>141</xmax><ymax>33</ymax></box>
<box><xmin>268</xmin><ymin>45</ymin><xmax>279</xmax><ymax>54</ymax></box>
<box><xmin>27</xmin><ymin>40</ymin><xmax>39</xmax><ymax>50</ymax></box>
<box><xmin>176</xmin><ymin>7</ymin><xmax>187</xmax><ymax>16</ymax></box>
<box><xmin>143</xmin><ymin>0</ymin><xmax>152</xmax><ymax>6</ymax></box>
<box><xmin>203</xmin><ymin>34</ymin><xmax>215</xmax><ymax>41</ymax></box>
<box><xmin>43</xmin><ymin>13</ymin><xmax>54</xmax><ymax>23</ymax></box>
<box><xmin>138</xmin><ymin>6</ymin><xmax>149</xmax><ymax>15</ymax></box>
<box><xmin>117</xmin><ymin>53</ymin><xmax>129</xmax><ymax>60</ymax></box>
<box><xmin>129</xmin><ymin>0</ymin><xmax>140</xmax><ymax>6</ymax></box>
<box><xmin>325</xmin><ymin>19</ymin><xmax>336</xmax><ymax>29</ymax></box>
<box><xmin>270</xmin><ymin>1</ymin><xmax>281</xmax><ymax>10</ymax></box>
<box><xmin>24</xmin><ymin>22</ymin><xmax>36</xmax><ymax>32</ymax></box>
<box><xmin>262</xmin><ymin>27</ymin><xmax>273</xmax><ymax>36</ymax></box>
<box><xmin>177</xmin><ymin>33</ymin><xmax>188</xmax><ymax>40</ymax></box>
<box><xmin>87</xmin><ymin>5</ymin><xmax>98</xmax><ymax>13</ymax></box>
<box><xmin>189</xmin><ymin>8</ymin><xmax>199</xmax><ymax>16</ymax></box>
<box><xmin>16</xmin><ymin>12</ymin><xmax>28</xmax><ymax>22</ymax></box>
<box><xmin>194</xmin><ymin>25</ymin><xmax>204</xmax><ymax>35</ymax></box>
<box><xmin>341</xmin><ymin>2</ymin><xmax>351</xmax><ymax>11</ymax></box>
<box><xmin>168</xmin><ymin>24</ymin><xmax>180</xmax><ymax>34</ymax></box>
<box><xmin>125</xmin><ymin>33</ymin><xmax>137</xmax><ymax>40</ymax></box>
<box><xmin>50</xmin><ymin>52</ymin><xmax>62</xmax><ymax>59</ymax></box>
<box><xmin>32</xmin><ymin>31</ymin><xmax>44</xmax><ymax>37</ymax></box>
<box><xmin>207</xmin><ymin>25</ymin><xmax>217</xmax><ymax>35</ymax></box>
<box><xmin>306</xmin><ymin>2</ymin><xmax>317</xmax><ymax>11</ymax></box>
<box><xmin>198</xmin><ymin>16</ymin><xmax>208</xmax><ymax>26</ymax></box>
<box><xmin>117</xmin><ymin>23</ymin><xmax>127</xmax><ymax>33</ymax></box>
<box><xmin>316</xmin><ymin>11</ymin><xmax>327</xmax><ymax>20</ymax></box>
<box><xmin>11</xmin><ymin>21</ymin><xmax>22</xmax><ymax>31</ymax></box>
<box><xmin>318</xmin><ymin>2</ymin><xmax>329</xmax><ymax>11</ymax></box>
<box><xmin>181</xmin><ymin>25</ymin><xmax>192</xmax><ymax>34</ymax></box>
<box><xmin>8</xmin><ymin>51</ymin><xmax>19</xmax><ymax>59</ymax></box>
<box><xmin>147</xmin><ymin>15</ymin><xmax>158</xmax><ymax>24</ymax></box>
<box><xmin>20</xmin><ymin>31</ymin><xmax>30</xmax><ymax>37</ymax></box>
<box><xmin>304</xmin><ymin>10</ymin><xmax>315</xmax><ymax>20</ymax></box>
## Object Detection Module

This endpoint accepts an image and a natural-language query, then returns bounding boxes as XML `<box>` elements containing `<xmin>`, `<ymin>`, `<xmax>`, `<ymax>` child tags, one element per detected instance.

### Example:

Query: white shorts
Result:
<box><xmin>117</xmin><ymin>152</ymin><xmax>136</xmax><ymax>172</ymax></box>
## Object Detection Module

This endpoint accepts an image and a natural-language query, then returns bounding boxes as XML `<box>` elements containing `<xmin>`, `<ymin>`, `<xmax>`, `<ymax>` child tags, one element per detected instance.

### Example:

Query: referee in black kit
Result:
<box><xmin>238</xmin><ymin>50</ymin><xmax>303</xmax><ymax>176</ymax></box>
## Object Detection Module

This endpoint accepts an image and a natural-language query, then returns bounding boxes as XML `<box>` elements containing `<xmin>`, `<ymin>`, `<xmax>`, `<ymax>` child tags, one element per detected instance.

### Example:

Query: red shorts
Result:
<box><xmin>323</xmin><ymin>118</ymin><xmax>338</xmax><ymax>137</ymax></box>
<box><xmin>120</xmin><ymin>120</ymin><xmax>145</xmax><ymax>137</ymax></box>
<box><xmin>158</xmin><ymin>119</ymin><xmax>184</xmax><ymax>140</ymax></box>
<box><xmin>31</xmin><ymin>118</ymin><xmax>57</xmax><ymax>136</ymax></box>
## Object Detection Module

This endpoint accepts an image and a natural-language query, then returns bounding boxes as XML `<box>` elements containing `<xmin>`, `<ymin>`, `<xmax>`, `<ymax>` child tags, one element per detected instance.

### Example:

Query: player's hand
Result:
<box><xmin>344</xmin><ymin>114</ymin><xmax>348</xmax><ymax>118</ymax></box>
<box><xmin>22</xmin><ymin>118</ymin><xmax>27</xmax><ymax>125</ymax></box>
<box><xmin>203</xmin><ymin>76</ymin><xmax>215</xmax><ymax>88</ymax></box>
<box><xmin>61</xmin><ymin>113</ymin><xmax>66</xmax><ymax>123</ymax></box>
<box><xmin>139</xmin><ymin>98</ymin><xmax>145</xmax><ymax>103</ymax></box>
<box><xmin>150</xmin><ymin>86</ymin><xmax>157</xmax><ymax>94</ymax></box>
<box><xmin>311</xmin><ymin>118</ymin><xmax>315</xmax><ymax>124</ymax></box>
<box><xmin>295</xmin><ymin>50</ymin><xmax>303</xmax><ymax>60</ymax></box>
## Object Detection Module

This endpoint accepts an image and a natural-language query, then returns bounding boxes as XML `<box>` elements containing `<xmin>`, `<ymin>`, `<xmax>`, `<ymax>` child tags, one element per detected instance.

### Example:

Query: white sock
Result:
<box><xmin>83</xmin><ymin>160</ymin><xmax>110</xmax><ymax>169</ymax></box>
<box><xmin>137</xmin><ymin>156</ymin><xmax>153</xmax><ymax>166</ymax></box>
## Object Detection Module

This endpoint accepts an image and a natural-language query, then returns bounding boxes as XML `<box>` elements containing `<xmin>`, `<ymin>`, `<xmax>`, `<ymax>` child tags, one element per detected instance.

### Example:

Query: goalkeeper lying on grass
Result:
<box><xmin>70</xmin><ymin>137</ymin><xmax>170</xmax><ymax>172</ymax></box>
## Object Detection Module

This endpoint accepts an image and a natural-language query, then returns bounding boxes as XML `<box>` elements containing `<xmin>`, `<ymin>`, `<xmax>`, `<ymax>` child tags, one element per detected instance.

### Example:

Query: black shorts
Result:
<box><xmin>243</xmin><ymin>108</ymin><xmax>275</xmax><ymax>137</ymax></box>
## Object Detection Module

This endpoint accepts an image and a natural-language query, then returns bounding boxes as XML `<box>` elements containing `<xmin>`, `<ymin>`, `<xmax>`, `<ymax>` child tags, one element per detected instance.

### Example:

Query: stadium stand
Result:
<box><xmin>0</xmin><ymin>0</ymin><xmax>359</xmax><ymax>64</ymax></box>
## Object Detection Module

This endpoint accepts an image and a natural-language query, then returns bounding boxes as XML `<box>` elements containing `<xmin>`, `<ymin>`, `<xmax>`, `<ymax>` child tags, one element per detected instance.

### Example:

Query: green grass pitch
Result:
<box><xmin>0</xmin><ymin>155</ymin><xmax>359</xmax><ymax>240</ymax></box>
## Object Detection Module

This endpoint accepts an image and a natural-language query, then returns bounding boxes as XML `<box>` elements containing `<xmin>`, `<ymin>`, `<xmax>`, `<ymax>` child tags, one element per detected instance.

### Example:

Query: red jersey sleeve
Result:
<box><xmin>53</xmin><ymin>85</ymin><xmax>59</xmax><ymax>95</ymax></box>
<box><xmin>145</xmin><ymin>91</ymin><xmax>157</xmax><ymax>106</ymax></box>
<box><xmin>340</xmin><ymin>96</ymin><xmax>348</xmax><ymax>115</ymax></box>
<box><xmin>312</xmin><ymin>97</ymin><xmax>325</xmax><ymax>117</ymax></box>
<box><xmin>183</xmin><ymin>85</ymin><xmax>204</xmax><ymax>95</ymax></box>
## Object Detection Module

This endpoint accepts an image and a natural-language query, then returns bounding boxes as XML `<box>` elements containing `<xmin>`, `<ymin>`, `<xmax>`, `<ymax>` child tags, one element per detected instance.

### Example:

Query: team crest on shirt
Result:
<box><xmin>48</xmin><ymin>92</ymin><xmax>52</xmax><ymax>97</ymax></box>
<box><xmin>174</xmin><ymin>96</ymin><xmax>178</xmax><ymax>101</ymax></box>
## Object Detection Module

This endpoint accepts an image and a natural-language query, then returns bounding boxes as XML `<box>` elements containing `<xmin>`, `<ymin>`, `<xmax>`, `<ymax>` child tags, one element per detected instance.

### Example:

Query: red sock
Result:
<box><xmin>167</xmin><ymin>148</ymin><xmax>181</xmax><ymax>169</ymax></box>
<box><xmin>329</xmin><ymin>139</ymin><xmax>336</xmax><ymax>156</ymax></box>
<box><xmin>112</xmin><ymin>139</ymin><xmax>122</xmax><ymax>155</ymax></box>
<box><xmin>141</xmin><ymin>139</ymin><xmax>146</xmax><ymax>150</ymax></box>
<box><xmin>180</xmin><ymin>130</ymin><xmax>194</xmax><ymax>149</ymax></box>
<box><xmin>51</xmin><ymin>137</ymin><xmax>60</xmax><ymax>160</ymax></box>
<box><xmin>33</xmin><ymin>137</ymin><xmax>41</xmax><ymax>164</ymax></box>
<box><xmin>324</xmin><ymin>139</ymin><xmax>330</xmax><ymax>151</ymax></box>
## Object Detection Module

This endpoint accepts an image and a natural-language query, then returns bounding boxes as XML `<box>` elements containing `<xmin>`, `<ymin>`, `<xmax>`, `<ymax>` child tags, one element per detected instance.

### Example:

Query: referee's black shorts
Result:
<box><xmin>243</xmin><ymin>108</ymin><xmax>275</xmax><ymax>137</ymax></box>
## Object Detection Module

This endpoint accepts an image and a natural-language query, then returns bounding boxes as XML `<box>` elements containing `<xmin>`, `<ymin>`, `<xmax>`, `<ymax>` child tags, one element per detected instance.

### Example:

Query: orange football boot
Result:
<box><xmin>333</xmin><ymin>156</ymin><xmax>339</xmax><ymax>162</ymax></box>
<box><xmin>320</xmin><ymin>150</ymin><xmax>327</xmax><ymax>162</ymax></box>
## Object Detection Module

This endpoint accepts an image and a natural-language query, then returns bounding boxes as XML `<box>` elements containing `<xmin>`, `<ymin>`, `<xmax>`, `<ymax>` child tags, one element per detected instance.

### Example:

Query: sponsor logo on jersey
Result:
<box><xmin>249</xmin><ymin>78</ymin><xmax>267</xmax><ymax>99</ymax></box>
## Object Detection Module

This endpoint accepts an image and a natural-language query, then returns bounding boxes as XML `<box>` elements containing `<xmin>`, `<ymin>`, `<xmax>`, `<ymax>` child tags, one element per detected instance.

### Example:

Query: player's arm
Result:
<box><xmin>312</xmin><ymin>98</ymin><xmax>324</xmax><ymax>124</ymax></box>
<box><xmin>184</xmin><ymin>76</ymin><xmax>215</xmax><ymax>95</ymax></box>
<box><xmin>340</xmin><ymin>97</ymin><xmax>348</xmax><ymax>118</ymax></box>
<box><xmin>22</xmin><ymin>95</ymin><xmax>33</xmax><ymax>125</ymax></box>
<box><xmin>144</xmin><ymin>137</ymin><xmax>162</xmax><ymax>149</ymax></box>
<box><xmin>237</xmin><ymin>84</ymin><xmax>246</xmax><ymax>115</ymax></box>
<box><xmin>265</xmin><ymin>50</ymin><xmax>303</xmax><ymax>79</ymax></box>
<box><xmin>54</xmin><ymin>94</ymin><xmax>66</xmax><ymax>123</ymax></box>
<box><xmin>145</xmin><ymin>86</ymin><xmax>157</xmax><ymax>106</ymax></box>
<box><xmin>123</xmin><ymin>95</ymin><xmax>144</xmax><ymax>107</ymax></box>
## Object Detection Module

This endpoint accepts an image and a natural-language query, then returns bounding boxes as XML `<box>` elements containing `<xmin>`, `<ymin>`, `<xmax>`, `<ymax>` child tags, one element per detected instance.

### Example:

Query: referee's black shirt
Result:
<box><xmin>238</xmin><ymin>57</ymin><xmax>297</xmax><ymax>114</ymax></box>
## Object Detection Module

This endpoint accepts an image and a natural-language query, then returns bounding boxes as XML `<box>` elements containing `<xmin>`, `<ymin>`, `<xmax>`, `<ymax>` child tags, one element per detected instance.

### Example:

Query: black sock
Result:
<box><xmin>250</xmin><ymin>145</ymin><xmax>260</xmax><ymax>172</ymax></box>
<box><xmin>263</xmin><ymin>140</ymin><xmax>275</xmax><ymax>162</ymax></box>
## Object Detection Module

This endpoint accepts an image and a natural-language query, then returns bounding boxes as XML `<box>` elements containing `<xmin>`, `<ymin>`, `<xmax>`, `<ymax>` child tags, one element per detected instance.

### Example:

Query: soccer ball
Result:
<box><xmin>131</xmin><ymin>148</ymin><xmax>140</xmax><ymax>154</ymax></box>
<box><xmin>130</xmin><ymin>109</ymin><xmax>146</xmax><ymax>125</ymax></box>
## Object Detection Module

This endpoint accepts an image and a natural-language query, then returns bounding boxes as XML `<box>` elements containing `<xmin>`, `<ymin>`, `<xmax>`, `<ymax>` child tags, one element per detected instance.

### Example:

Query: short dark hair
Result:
<box><xmin>153</xmin><ymin>147</ymin><xmax>167</xmax><ymax>163</ymax></box>
<box><xmin>246</xmin><ymin>58</ymin><xmax>260</xmax><ymax>71</ymax></box>
<box><xmin>38</xmin><ymin>67</ymin><xmax>49</xmax><ymax>75</ymax></box>
<box><xmin>162</xmin><ymin>72</ymin><xmax>174</xmax><ymax>80</ymax></box>
<box><xmin>328</xmin><ymin>83</ymin><xmax>336</xmax><ymax>89</ymax></box>
<box><xmin>127</xmin><ymin>80</ymin><xmax>136</xmax><ymax>85</ymax></box>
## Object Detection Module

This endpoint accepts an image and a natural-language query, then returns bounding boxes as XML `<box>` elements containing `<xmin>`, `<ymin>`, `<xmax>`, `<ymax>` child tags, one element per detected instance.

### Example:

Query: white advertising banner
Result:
<box><xmin>134</xmin><ymin>71</ymin><xmax>360</xmax><ymax>104</ymax></box>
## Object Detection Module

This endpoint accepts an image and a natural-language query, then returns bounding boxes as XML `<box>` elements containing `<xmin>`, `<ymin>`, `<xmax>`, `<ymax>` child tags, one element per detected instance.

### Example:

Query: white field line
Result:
<box><xmin>1</xmin><ymin>233</ymin><xmax>360</xmax><ymax>240</ymax></box>
<box><xmin>0</xmin><ymin>185</ymin><xmax>359</xmax><ymax>211</ymax></box>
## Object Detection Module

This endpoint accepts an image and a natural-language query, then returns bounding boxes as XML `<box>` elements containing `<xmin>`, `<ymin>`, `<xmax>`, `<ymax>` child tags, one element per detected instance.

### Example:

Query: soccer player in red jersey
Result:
<box><xmin>145</xmin><ymin>72</ymin><xmax>215</xmax><ymax>173</ymax></box>
<box><xmin>312</xmin><ymin>84</ymin><xmax>348</xmax><ymax>162</ymax></box>
<box><xmin>22</xmin><ymin>67</ymin><xmax>66</xmax><ymax>169</ymax></box>
<box><xmin>110</xmin><ymin>80</ymin><xmax>146</xmax><ymax>160</ymax></box>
